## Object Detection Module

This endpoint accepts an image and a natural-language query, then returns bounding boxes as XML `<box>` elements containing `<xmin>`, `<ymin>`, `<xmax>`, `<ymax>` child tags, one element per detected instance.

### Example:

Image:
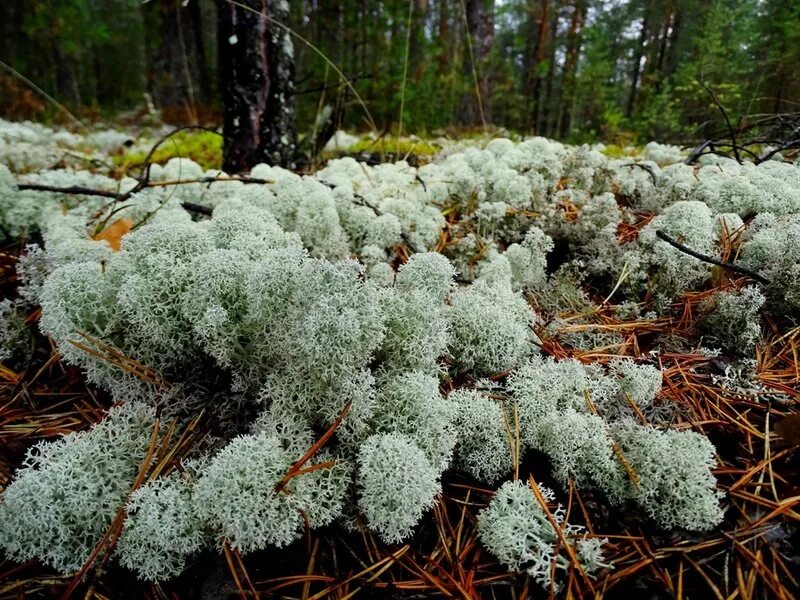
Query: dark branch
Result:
<box><xmin>15</xmin><ymin>126</ymin><xmax>261</xmax><ymax>229</ymax></box>
<box><xmin>755</xmin><ymin>138</ymin><xmax>800</xmax><ymax>164</ymax></box>
<box><xmin>699</xmin><ymin>79</ymin><xmax>742</xmax><ymax>164</ymax></box>
<box><xmin>684</xmin><ymin>139</ymin><xmax>714</xmax><ymax>165</ymax></box>
<box><xmin>621</xmin><ymin>162</ymin><xmax>658</xmax><ymax>186</ymax></box>
<box><xmin>180</xmin><ymin>202</ymin><xmax>213</xmax><ymax>215</ymax></box>
<box><xmin>17</xmin><ymin>184</ymin><xmax>121</xmax><ymax>199</ymax></box>
<box><xmin>683</xmin><ymin>110</ymin><xmax>800</xmax><ymax>165</ymax></box>
<box><xmin>18</xmin><ymin>176</ymin><xmax>273</xmax><ymax>203</ymax></box>
<box><xmin>655</xmin><ymin>230</ymin><xmax>770</xmax><ymax>285</ymax></box>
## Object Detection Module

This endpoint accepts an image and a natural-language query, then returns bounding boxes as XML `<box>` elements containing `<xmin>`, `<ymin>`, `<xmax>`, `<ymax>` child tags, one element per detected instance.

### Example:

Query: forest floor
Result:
<box><xmin>1</xmin><ymin>123</ymin><xmax>799</xmax><ymax>599</ymax></box>
<box><xmin>1</xmin><ymin>240</ymin><xmax>799</xmax><ymax>599</ymax></box>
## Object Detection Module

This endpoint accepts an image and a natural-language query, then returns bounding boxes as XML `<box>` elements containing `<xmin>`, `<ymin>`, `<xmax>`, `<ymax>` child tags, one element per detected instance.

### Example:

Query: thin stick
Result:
<box><xmin>17</xmin><ymin>184</ymin><xmax>119</xmax><ymax>199</ymax></box>
<box><xmin>621</xmin><ymin>162</ymin><xmax>658</xmax><ymax>186</ymax></box>
<box><xmin>0</xmin><ymin>60</ymin><xmax>85</xmax><ymax>129</ymax></box>
<box><xmin>655</xmin><ymin>230</ymin><xmax>770</xmax><ymax>285</ymax></box>
<box><xmin>699</xmin><ymin>79</ymin><xmax>741</xmax><ymax>164</ymax></box>
<box><xmin>274</xmin><ymin>401</ymin><xmax>352</xmax><ymax>494</ymax></box>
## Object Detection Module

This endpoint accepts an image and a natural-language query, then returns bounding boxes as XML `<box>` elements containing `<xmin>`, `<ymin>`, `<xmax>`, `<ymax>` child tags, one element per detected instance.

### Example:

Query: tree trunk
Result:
<box><xmin>558</xmin><ymin>0</ymin><xmax>587</xmax><ymax>138</ymax></box>
<box><xmin>539</xmin><ymin>6</ymin><xmax>559</xmax><ymax>136</ymax></box>
<box><xmin>655</xmin><ymin>8</ymin><xmax>672</xmax><ymax>74</ymax></box>
<box><xmin>53</xmin><ymin>43</ymin><xmax>82</xmax><ymax>109</ymax></box>
<box><xmin>437</xmin><ymin>0</ymin><xmax>450</xmax><ymax>75</ymax></box>
<box><xmin>478</xmin><ymin>0</ymin><xmax>494</xmax><ymax>124</ymax></box>
<box><xmin>0</xmin><ymin>2</ymin><xmax>13</xmax><ymax>65</ymax></box>
<box><xmin>145</xmin><ymin>0</ymin><xmax>210</xmax><ymax>113</ymax></box>
<box><xmin>523</xmin><ymin>0</ymin><xmax>549</xmax><ymax>132</ymax></box>
<box><xmin>663</xmin><ymin>9</ymin><xmax>682</xmax><ymax>77</ymax></box>
<box><xmin>459</xmin><ymin>0</ymin><xmax>493</xmax><ymax>125</ymax></box>
<box><xmin>625</xmin><ymin>11</ymin><xmax>650</xmax><ymax>118</ymax></box>
<box><xmin>145</xmin><ymin>0</ymin><xmax>185</xmax><ymax>108</ymax></box>
<box><xmin>217</xmin><ymin>0</ymin><xmax>296</xmax><ymax>172</ymax></box>
<box><xmin>188</xmin><ymin>0</ymin><xmax>212</xmax><ymax>103</ymax></box>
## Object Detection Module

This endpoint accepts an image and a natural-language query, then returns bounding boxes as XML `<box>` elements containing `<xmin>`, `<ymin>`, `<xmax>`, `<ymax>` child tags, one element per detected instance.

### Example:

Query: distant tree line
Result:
<box><xmin>1</xmin><ymin>0</ymin><xmax>799</xmax><ymax>144</ymax></box>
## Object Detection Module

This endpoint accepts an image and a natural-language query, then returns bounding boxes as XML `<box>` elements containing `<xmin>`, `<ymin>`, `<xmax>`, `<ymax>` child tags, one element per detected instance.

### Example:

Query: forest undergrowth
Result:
<box><xmin>0</xmin><ymin>120</ymin><xmax>798</xmax><ymax>599</ymax></box>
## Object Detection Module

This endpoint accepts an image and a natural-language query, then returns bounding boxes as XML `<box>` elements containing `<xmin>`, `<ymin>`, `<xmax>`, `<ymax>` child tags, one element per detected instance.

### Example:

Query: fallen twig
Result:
<box><xmin>655</xmin><ymin>230</ymin><xmax>770</xmax><ymax>285</ymax></box>
<box><xmin>621</xmin><ymin>162</ymin><xmax>658</xmax><ymax>186</ymax></box>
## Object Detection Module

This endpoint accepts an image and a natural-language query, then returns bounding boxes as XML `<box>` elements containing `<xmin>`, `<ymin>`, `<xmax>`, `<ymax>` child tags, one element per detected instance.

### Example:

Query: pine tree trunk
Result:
<box><xmin>540</xmin><ymin>7</ymin><xmax>559</xmax><ymax>136</ymax></box>
<box><xmin>663</xmin><ymin>9</ymin><xmax>682</xmax><ymax>77</ymax></box>
<box><xmin>626</xmin><ymin>12</ymin><xmax>650</xmax><ymax>118</ymax></box>
<box><xmin>558</xmin><ymin>0</ymin><xmax>586</xmax><ymax>138</ymax></box>
<box><xmin>145</xmin><ymin>0</ymin><xmax>211</xmax><ymax>114</ymax></box>
<box><xmin>0</xmin><ymin>2</ymin><xmax>13</xmax><ymax>65</ymax></box>
<box><xmin>217</xmin><ymin>0</ymin><xmax>296</xmax><ymax>172</ymax></box>
<box><xmin>478</xmin><ymin>0</ymin><xmax>494</xmax><ymax>124</ymax></box>
<box><xmin>53</xmin><ymin>43</ymin><xmax>82</xmax><ymax>109</ymax></box>
<box><xmin>523</xmin><ymin>0</ymin><xmax>549</xmax><ymax>132</ymax></box>
<box><xmin>459</xmin><ymin>0</ymin><xmax>493</xmax><ymax>126</ymax></box>
<box><xmin>188</xmin><ymin>0</ymin><xmax>212</xmax><ymax>103</ymax></box>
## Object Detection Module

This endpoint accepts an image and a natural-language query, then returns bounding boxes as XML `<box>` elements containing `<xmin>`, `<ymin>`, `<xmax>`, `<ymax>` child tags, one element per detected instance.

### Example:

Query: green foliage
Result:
<box><xmin>336</xmin><ymin>136</ymin><xmax>441</xmax><ymax>157</ymax></box>
<box><xmin>115</xmin><ymin>131</ymin><xmax>222</xmax><ymax>172</ymax></box>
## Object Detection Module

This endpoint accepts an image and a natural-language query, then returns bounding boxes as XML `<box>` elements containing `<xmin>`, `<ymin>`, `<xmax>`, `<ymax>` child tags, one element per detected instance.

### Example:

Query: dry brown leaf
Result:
<box><xmin>93</xmin><ymin>218</ymin><xmax>133</xmax><ymax>251</ymax></box>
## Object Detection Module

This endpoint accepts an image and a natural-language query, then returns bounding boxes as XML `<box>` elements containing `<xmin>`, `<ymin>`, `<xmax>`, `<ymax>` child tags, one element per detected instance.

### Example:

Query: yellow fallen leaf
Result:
<box><xmin>94</xmin><ymin>218</ymin><xmax>134</xmax><ymax>252</ymax></box>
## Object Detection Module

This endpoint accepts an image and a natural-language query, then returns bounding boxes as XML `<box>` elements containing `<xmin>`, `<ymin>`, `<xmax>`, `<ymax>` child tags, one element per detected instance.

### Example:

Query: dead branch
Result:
<box><xmin>621</xmin><ymin>162</ymin><xmax>658</xmax><ymax>186</ymax></box>
<box><xmin>655</xmin><ymin>230</ymin><xmax>770</xmax><ymax>285</ymax></box>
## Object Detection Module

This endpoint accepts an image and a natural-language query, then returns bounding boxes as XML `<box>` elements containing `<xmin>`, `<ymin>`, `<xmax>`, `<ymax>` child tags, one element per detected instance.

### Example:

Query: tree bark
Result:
<box><xmin>558</xmin><ymin>0</ymin><xmax>587</xmax><ymax>138</ymax></box>
<box><xmin>662</xmin><ymin>9</ymin><xmax>682</xmax><ymax>77</ymax></box>
<box><xmin>625</xmin><ymin>10</ymin><xmax>650</xmax><ymax>118</ymax></box>
<box><xmin>523</xmin><ymin>0</ymin><xmax>549</xmax><ymax>132</ymax></box>
<box><xmin>188</xmin><ymin>0</ymin><xmax>212</xmax><ymax>103</ymax></box>
<box><xmin>0</xmin><ymin>2</ymin><xmax>13</xmax><ymax>65</ymax></box>
<box><xmin>145</xmin><ymin>0</ymin><xmax>210</xmax><ymax>112</ymax></box>
<box><xmin>437</xmin><ymin>0</ymin><xmax>451</xmax><ymax>75</ymax></box>
<box><xmin>459</xmin><ymin>0</ymin><xmax>494</xmax><ymax>125</ymax></box>
<box><xmin>53</xmin><ymin>43</ymin><xmax>82</xmax><ymax>109</ymax></box>
<box><xmin>217</xmin><ymin>0</ymin><xmax>296</xmax><ymax>172</ymax></box>
<box><xmin>539</xmin><ymin>6</ymin><xmax>559</xmax><ymax>136</ymax></box>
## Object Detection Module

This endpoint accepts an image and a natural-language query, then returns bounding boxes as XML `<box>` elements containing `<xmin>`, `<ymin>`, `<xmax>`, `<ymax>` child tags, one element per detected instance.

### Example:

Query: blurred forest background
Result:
<box><xmin>1</xmin><ymin>0</ymin><xmax>799</xmax><ymax>144</ymax></box>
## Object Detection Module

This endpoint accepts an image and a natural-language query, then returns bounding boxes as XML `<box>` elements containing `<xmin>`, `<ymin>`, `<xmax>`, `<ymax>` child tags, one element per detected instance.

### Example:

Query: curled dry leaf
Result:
<box><xmin>94</xmin><ymin>218</ymin><xmax>134</xmax><ymax>251</ymax></box>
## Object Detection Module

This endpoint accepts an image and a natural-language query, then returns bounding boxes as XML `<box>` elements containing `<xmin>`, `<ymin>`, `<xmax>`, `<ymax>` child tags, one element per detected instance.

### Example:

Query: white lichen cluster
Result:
<box><xmin>0</xmin><ymin>118</ymin><xmax>133</xmax><ymax>173</ymax></box>
<box><xmin>0</xmin><ymin>403</ymin><xmax>155</xmax><ymax>573</ymax></box>
<box><xmin>508</xmin><ymin>357</ymin><xmax>724</xmax><ymax>531</ymax></box>
<box><xmin>477</xmin><ymin>480</ymin><xmax>608</xmax><ymax>590</ymax></box>
<box><xmin>357</xmin><ymin>433</ymin><xmax>440</xmax><ymax>543</ymax></box>
<box><xmin>701</xmin><ymin>285</ymin><xmax>765</xmax><ymax>353</ymax></box>
<box><xmin>739</xmin><ymin>213</ymin><xmax>800</xmax><ymax>311</ymax></box>
<box><xmin>0</xmin><ymin>298</ymin><xmax>28</xmax><ymax>362</ymax></box>
<box><xmin>1</xmin><ymin>201</ymin><xmax>538</xmax><ymax>575</ymax></box>
<box><xmin>0</xmin><ymin>132</ymin><xmax>761</xmax><ymax>586</ymax></box>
